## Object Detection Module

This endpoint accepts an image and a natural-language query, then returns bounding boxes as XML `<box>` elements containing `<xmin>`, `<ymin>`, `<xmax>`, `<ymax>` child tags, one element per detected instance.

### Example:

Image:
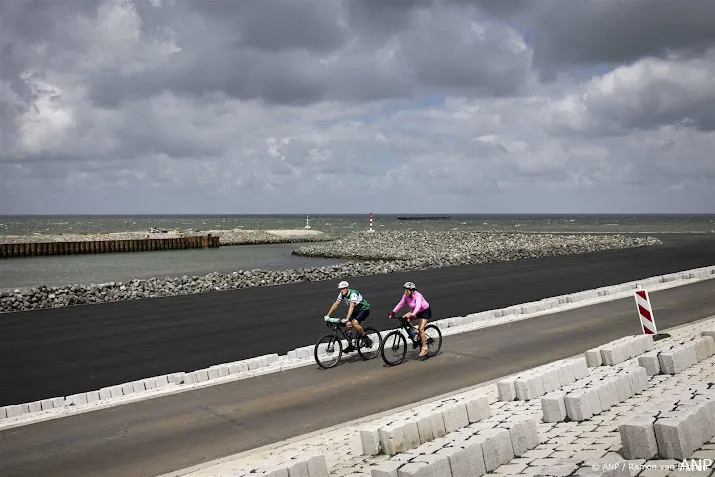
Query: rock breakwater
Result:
<box><xmin>292</xmin><ymin>230</ymin><xmax>662</xmax><ymax>263</ymax></box>
<box><xmin>0</xmin><ymin>231</ymin><xmax>661</xmax><ymax>314</ymax></box>
<box><xmin>0</xmin><ymin>229</ymin><xmax>330</xmax><ymax>246</ymax></box>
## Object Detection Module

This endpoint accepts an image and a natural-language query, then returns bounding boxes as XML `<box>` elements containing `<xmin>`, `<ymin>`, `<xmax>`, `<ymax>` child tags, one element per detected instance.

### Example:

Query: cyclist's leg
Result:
<box><xmin>352</xmin><ymin>309</ymin><xmax>372</xmax><ymax>347</ymax></box>
<box><xmin>417</xmin><ymin>307</ymin><xmax>432</xmax><ymax>356</ymax></box>
<box><xmin>351</xmin><ymin>309</ymin><xmax>369</xmax><ymax>336</ymax></box>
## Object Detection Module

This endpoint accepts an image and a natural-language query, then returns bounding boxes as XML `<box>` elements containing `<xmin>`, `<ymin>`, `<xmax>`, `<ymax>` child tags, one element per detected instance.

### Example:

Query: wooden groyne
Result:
<box><xmin>0</xmin><ymin>235</ymin><xmax>219</xmax><ymax>258</ymax></box>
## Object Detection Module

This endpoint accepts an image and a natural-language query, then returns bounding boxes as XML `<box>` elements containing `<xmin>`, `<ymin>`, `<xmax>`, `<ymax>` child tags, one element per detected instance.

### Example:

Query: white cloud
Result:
<box><xmin>0</xmin><ymin>0</ymin><xmax>713</xmax><ymax>214</ymax></box>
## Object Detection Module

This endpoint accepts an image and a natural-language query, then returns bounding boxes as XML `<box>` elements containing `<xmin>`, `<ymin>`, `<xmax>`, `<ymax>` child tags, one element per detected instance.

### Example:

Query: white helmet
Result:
<box><xmin>403</xmin><ymin>281</ymin><xmax>416</xmax><ymax>290</ymax></box>
<box><xmin>338</xmin><ymin>280</ymin><xmax>350</xmax><ymax>289</ymax></box>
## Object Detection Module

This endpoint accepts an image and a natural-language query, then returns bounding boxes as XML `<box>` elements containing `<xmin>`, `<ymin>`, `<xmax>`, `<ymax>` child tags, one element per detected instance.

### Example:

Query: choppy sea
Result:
<box><xmin>1</xmin><ymin>214</ymin><xmax>713</xmax><ymax>291</ymax></box>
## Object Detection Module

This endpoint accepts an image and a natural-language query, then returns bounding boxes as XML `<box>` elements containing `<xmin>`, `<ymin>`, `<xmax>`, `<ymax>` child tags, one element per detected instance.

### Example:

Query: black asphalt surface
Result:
<box><xmin>1</xmin><ymin>279</ymin><xmax>715</xmax><ymax>477</ymax></box>
<box><xmin>1</xmin><ymin>234</ymin><xmax>714</xmax><ymax>407</ymax></box>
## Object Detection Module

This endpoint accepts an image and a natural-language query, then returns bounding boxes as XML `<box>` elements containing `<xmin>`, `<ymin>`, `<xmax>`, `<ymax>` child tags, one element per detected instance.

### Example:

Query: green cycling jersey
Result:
<box><xmin>336</xmin><ymin>288</ymin><xmax>370</xmax><ymax>311</ymax></box>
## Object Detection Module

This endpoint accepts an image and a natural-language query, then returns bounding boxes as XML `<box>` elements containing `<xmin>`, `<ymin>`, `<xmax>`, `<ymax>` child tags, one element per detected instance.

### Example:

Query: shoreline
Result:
<box><xmin>0</xmin><ymin>230</ymin><xmax>661</xmax><ymax>314</ymax></box>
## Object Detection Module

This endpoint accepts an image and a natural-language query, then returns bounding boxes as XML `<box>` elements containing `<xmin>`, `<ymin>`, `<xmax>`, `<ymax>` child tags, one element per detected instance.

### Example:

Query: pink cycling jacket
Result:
<box><xmin>393</xmin><ymin>290</ymin><xmax>430</xmax><ymax>315</ymax></box>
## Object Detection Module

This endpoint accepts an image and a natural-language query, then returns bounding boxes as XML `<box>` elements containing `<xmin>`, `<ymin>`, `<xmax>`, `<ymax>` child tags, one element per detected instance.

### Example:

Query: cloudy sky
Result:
<box><xmin>1</xmin><ymin>0</ymin><xmax>714</xmax><ymax>214</ymax></box>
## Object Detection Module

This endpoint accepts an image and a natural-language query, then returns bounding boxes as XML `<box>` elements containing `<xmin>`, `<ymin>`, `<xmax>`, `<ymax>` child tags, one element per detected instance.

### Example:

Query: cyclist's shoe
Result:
<box><xmin>363</xmin><ymin>337</ymin><xmax>373</xmax><ymax>348</ymax></box>
<box><xmin>344</xmin><ymin>345</ymin><xmax>356</xmax><ymax>353</ymax></box>
<box><xmin>412</xmin><ymin>340</ymin><xmax>420</xmax><ymax>349</ymax></box>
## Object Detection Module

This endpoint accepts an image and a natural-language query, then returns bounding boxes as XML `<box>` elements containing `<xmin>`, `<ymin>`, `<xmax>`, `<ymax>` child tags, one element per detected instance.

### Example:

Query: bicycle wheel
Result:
<box><xmin>424</xmin><ymin>324</ymin><xmax>442</xmax><ymax>357</ymax></box>
<box><xmin>381</xmin><ymin>330</ymin><xmax>407</xmax><ymax>366</ymax></box>
<box><xmin>357</xmin><ymin>327</ymin><xmax>381</xmax><ymax>360</ymax></box>
<box><xmin>314</xmin><ymin>333</ymin><xmax>342</xmax><ymax>369</ymax></box>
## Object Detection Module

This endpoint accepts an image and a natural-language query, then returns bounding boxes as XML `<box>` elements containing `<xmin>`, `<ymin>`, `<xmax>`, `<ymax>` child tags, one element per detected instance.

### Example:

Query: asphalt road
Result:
<box><xmin>1</xmin><ymin>234</ymin><xmax>714</xmax><ymax>407</ymax></box>
<box><xmin>2</xmin><ymin>279</ymin><xmax>715</xmax><ymax>477</ymax></box>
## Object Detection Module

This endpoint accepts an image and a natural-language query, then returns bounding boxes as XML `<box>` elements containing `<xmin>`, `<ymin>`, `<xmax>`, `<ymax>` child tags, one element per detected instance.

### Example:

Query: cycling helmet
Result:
<box><xmin>403</xmin><ymin>281</ymin><xmax>416</xmax><ymax>290</ymax></box>
<box><xmin>338</xmin><ymin>280</ymin><xmax>350</xmax><ymax>289</ymax></box>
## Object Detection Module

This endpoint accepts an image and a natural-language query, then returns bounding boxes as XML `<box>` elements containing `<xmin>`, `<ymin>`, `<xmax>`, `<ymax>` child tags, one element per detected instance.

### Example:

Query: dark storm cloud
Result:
<box><xmin>524</xmin><ymin>0</ymin><xmax>715</xmax><ymax>76</ymax></box>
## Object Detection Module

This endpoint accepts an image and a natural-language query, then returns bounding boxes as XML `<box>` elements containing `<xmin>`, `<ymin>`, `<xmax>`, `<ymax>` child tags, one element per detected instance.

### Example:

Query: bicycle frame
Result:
<box><xmin>396</xmin><ymin>317</ymin><xmax>421</xmax><ymax>340</ymax></box>
<box><xmin>325</xmin><ymin>320</ymin><xmax>358</xmax><ymax>346</ymax></box>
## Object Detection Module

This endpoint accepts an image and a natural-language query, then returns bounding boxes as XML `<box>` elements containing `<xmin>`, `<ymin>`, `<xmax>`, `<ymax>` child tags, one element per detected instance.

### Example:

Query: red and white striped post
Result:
<box><xmin>369</xmin><ymin>212</ymin><xmax>374</xmax><ymax>232</ymax></box>
<box><xmin>634</xmin><ymin>287</ymin><xmax>657</xmax><ymax>334</ymax></box>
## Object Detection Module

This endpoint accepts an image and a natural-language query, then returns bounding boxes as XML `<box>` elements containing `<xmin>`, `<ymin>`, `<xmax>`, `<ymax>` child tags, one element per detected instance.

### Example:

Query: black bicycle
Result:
<box><xmin>314</xmin><ymin>316</ymin><xmax>382</xmax><ymax>369</ymax></box>
<box><xmin>381</xmin><ymin>316</ymin><xmax>442</xmax><ymax>366</ymax></box>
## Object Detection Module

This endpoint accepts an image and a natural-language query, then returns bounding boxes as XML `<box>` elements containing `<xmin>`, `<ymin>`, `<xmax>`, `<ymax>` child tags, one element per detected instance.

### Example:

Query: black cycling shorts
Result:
<box><xmin>348</xmin><ymin>308</ymin><xmax>370</xmax><ymax>323</ymax></box>
<box><xmin>415</xmin><ymin>307</ymin><xmax>432</xmax><ymax>320</ymax></box>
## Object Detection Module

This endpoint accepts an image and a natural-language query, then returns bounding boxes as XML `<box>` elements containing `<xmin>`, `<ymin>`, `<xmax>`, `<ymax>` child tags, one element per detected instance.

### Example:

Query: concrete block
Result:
<box><xmin>168</xmin><ymin>372</ymin><xmax>185</xmax><ymax>384</ymax></box>
<box><xmin>571</xmin><ymin>357</ymin><xmax>589</xmax><ymax>380</ymax></box>
<box><xmin>628</xmin><ymin>367</ymin><xmax>649</xmax><ymax>394</ymax></box>
<box><xmin>631</xmin><ymin>336</ymin><xmax>646</xmax><ymax>356</ymax></box>
<box><xmin>623</xmin><ymin>338</ymin><xmax>638</xmax><ymax>359</ymax></box>
<box><xmin>654</xmin><ymin>416</ymin><xmax>695</xmax><ymax>460</ymax></box>
<box><xmin>260</xmin><ymin>466</ymin><xmax>289</xmax><ymax>477</ymax></box>
<box><xmin>370</xmin><ymin>460</ymin><xmax>402</xmax><ymax>477</ymax></box>
<box><xmin>99</xmin><ymin>388</ymin><xmax>112</xmax><ymax>400</ymax></box>
<box><xmin>6</xmin><ymin>404</ymin><xmax>29</xmax><ymax>417</ymax></box>
<box><xmin>0</xmin><ymin>406</ymin><xmax>6</xmax><ymax>419</ymax></box>
<box><xmin>28</xmin><ymin>401</ymin><xmax>42</xmax><ymax>413</ymax></box>
<box><xmin>435</xmin><ymin>446</ymin><xmax>472</xmax><ymax>477</ymax></box>
<box><xmin>415</xmin><ymin>412</ymin><xmax>435</xmax><ymax>444</ymax></box>
<box><xmin>359</xmin><ymin>424</ymin><xmax>382</xmax><ymax>455</ymax></box>
<box><xmin>411</xmin><ymin>454</ymin><xmax>451</xmax><ymax>476</ymax></box>
<box><xmin>497</xmin><ymin>377</ymin><xmax>517</xmax><ymax>401</ymax></box>
<box><xmin>703</xmin><ymin>335</ymin><xmax>715</xmax><ymax>357</ymax></box>
<box><xmin>600</xmin><ymin>343</ymin><xmax>625</xmax><ymax>365</ymax></box>
<box><xmin>402</xmin><ymin>419</ymin><xmax>421</xmax><ymax>450</ymax></box>
<box><xmin>614</xmin><ymin>374</ymin><xmax>634</xmax><ymax>402</ymax></box>
<box><xmin>441</xmin><ymin>402</ymin><xmax>469</xmax><ymax>433</ymax></box>
<box><xmin>196</xmin><ymin>369</ymin><xmax>210</xmax><ymax>382</ymax></box>
<box><xmin>207</xmin><ymin>367</ymin><xmax>220</xmax><ymax>380</ymax></box>
<box><xmin>86</xmin><ymin>390</ymin><xmax>101</xmax><ymax>403</ymax></box>
<box><xmin>459</xmin><ymin>435</ymin><xmax>487</xmax><ymax>477</ymax></box>
<box><xmin>395</xmin><ymin>461</ymin><xmax>429</xmax><ymax>477</ymax></box>
<box><xmin>121</xmin><ymin>382</ymin><xmax>135</xmax><ymax>395</ymax></box>
<box><xmin>680</xmin><ymin>403</ymin><xmax>712</xmax><ymax>448</ymax></box>
<box><xmin>379</xmin><ymin>422</ymin><xmax>407</xmax><ymax>455</ymax></box>
<box><xmin>541</xmin><ymin>392</ymin><xmax>567</xmax><ymax>423</ymax></box>
<box><xmin>428</xmin><ymin>410</ymin><xmax>447</xmax><ymax>439</ymax></box>
<box><xmin>691</xmin><ymin>397</ymin><xmax>715</xmax><ymax>439</ymax></box>
<box><xmin>478</xmin><ymin>427</ymin><xmax>514</xmax><ymax>472</ymax></box>
<box><xmin>499</xmin><ymin>416</ymin><xmax>539</xmax><ymax>457</ymax></box>
<box><xmin>40</xmin><ymin>398</ymin><xmax>56</xmax><ymax>411</ymax></box>
<box><xmin>284</xmin><ymin>458</ymin><xmax>309</xmax><ymax>477</ymax></box>
<box><xmin>540</xmin><ymin>367</ymin><xmax>561</xmax><ymax>393</ymax></box>
<box><xmin>142</xmin><ymin>377</ymin><xmax>156</xmax><ymax>391</ymax></box>
<box><xmin>556</xmin><ymin>361</ymin><xmax>576</xmax><ymax>386</ymax></box>
<box><xmin>132</xmin><ymin>381</ymin><xmax>146</xmax><ymax>393</ymax></box>
<box><xmin>302</xmin><ymin>452</ymin><xmax>328</xmax><ymax>477</ymax></box>
<box><xmin>619</xmin><ymin>415</ymin><xmax>658</xmax><ymax>459</ymax></box>
<box><xmin>514</xmin><ymin>373</ymin><xmax>540</xmax><ymax>401</ymax></box>
<box><xmin>695</xmin><ymin>337</ymin><xmax>714</xmax><ymax>362</ymax></box>
<box><xmin>564</xmin><ymin>390</ymin><xmax>592</xmax><ymax>421</ymax></box>
<box><xmin>641</xmin><ymin>334</ymin><xmax>654</xmax><ymax>352</ymax></box>
<box><xmin>583</xmin><ymin>387</ymin><xmax>603</xmax><ymax>416</ymax></box>
<box><xmin>658</xmin><ymin>345</ymin><xmax>697</xmax><ymax>374</ymax></box>
<box><xmin>153</xmin><ymin>375</ymin><xmax>170</xmax><ymax>388</ymax></box>
<box><xmin>596</xmin><ymin>379</ymin><xmax>619</xmax><ymax>411</ymax></box>
<box><xmin>638</xmin><ymin>352</ymin><xmax>661</xmax><ymax>376</ymax></box>
<box><xmin>463</xmin><ymin>395</ymin><xmax>490</xmax><ymax>423</ymax></box>
<box><xmin>67</xmin><ymin>393</ymin><xmax>88</xmax><ymax>406</ymax></box>
<box><xmin>51</xmin><ymin>397</ymin><xmax>65</xmax><ymax>408</ymax></box>
<box><xmin>585</xmin><ymin>349</ymin><xmax>603</xmax><ymax>367</ymax></box>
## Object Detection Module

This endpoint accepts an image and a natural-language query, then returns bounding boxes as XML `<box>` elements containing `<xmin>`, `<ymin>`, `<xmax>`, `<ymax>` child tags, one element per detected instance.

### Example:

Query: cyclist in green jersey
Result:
<box><xmin>325</xmin><ymin>280</ymin><xmax>372</xmax><ymax>352</ymax></box>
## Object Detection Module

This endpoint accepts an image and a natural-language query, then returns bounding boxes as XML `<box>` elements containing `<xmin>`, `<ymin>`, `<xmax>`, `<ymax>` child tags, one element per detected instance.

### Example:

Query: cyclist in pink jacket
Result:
<box><xmin>388</xmin><ymin>281</ymin><xmax>432</xmax><ymax>358</ymax></box>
